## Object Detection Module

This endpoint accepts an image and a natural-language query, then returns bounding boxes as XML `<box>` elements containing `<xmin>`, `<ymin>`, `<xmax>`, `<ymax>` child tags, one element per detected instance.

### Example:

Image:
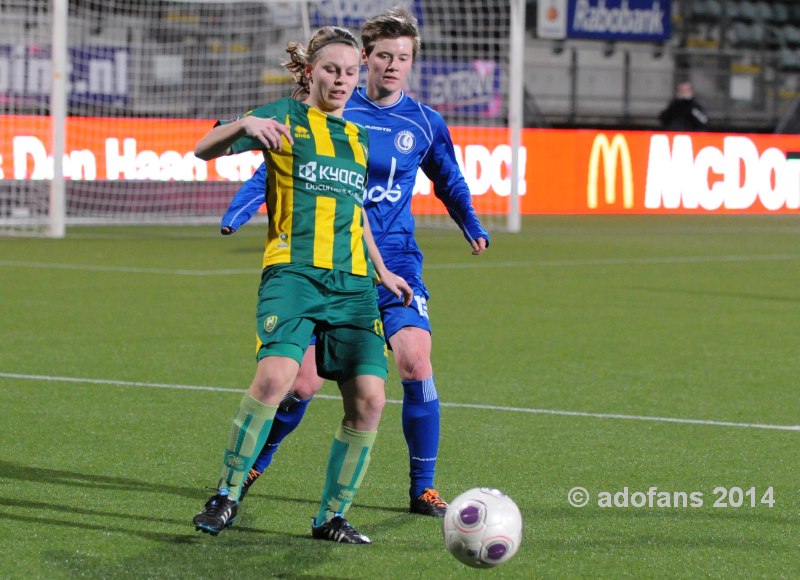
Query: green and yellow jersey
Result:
<box><xmin>226</xmin><ymin>98</ymin><xmax>372</xmax><ymax>278</ymax></box>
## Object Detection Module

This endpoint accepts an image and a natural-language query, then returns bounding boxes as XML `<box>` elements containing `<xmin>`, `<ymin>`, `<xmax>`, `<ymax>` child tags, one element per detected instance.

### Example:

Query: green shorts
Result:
<box><xmin>255</xmin><ymin>263</ymin><xmax>388</xmax><ymax>383</ymax></box>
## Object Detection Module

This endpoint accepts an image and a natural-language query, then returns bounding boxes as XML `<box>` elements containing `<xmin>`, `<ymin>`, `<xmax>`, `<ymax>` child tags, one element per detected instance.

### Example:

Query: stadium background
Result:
<box><xmin>3</xmin><ymin>0</ymin><xmax>800</xmax><ymax>235</ymax></box>
<box><xmin>1</xmin><ymin>3</ymin><xmax>797</xmax><ymax>576</ymax></box>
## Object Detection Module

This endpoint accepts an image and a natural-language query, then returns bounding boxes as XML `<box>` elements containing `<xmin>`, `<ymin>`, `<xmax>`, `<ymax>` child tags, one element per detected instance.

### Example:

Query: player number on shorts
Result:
<box><xmin>373</xmin><ymin>318</ymin><xmax>385</xmax><ymax>337</ymax></box>
<box><xmin>413</xmin><ymin>295</ymin><xmax>429</xmax><ymax>319</ymax></box>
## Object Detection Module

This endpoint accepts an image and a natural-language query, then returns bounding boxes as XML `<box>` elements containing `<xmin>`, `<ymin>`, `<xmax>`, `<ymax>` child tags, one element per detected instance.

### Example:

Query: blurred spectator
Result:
<box><xmin>658</xmin><ymin>81</ymin><xmax>709</xmax><ymax>131</ymax></box>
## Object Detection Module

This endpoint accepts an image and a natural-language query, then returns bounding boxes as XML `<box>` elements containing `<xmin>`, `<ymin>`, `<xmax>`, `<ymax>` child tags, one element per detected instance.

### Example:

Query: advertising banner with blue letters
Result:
<box><xmin>411</xmin><ymin>60</ymin><xmax>502</xmax><ymax>117</ymax></box>
<box><xmin>0</xmin><ymin>45</ymin><xmax>128</xmax><ymax>107</ymax></box>
<box><xmin>309</xmin><ymin>0</ymin><xmax>423</xmax><ymax>28</ymax></box>
<box><xmin>538</xmin><ymin>0</ymin><xmax>672</xmax><ymax>43</ymax></box>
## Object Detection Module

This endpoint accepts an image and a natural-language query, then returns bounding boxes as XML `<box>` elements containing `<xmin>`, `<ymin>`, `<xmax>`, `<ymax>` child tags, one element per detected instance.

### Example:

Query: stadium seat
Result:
<box><xmin>783</xmin><ymin>24</ymin><xmax>800</xmax><ymax>47</ymax></box>
<box><xmin>748</xmin><ymin>22</ymin><xmax>766</xmax><ymax>45</ymax></box>
<box><xmin>766</xmin><ymin>25</ymin><xmax>783</xmax><ymax>49</ymax></box>
<box><xmin>778</xmin><ymin>48</ymin><xmax>800</xmax><ymax>71</ymax></box>
<box><xmin>730</xmin><ymin>21</ymin><xmax>770</xmax><ymax>48</ymax></box>
<box><xmin>790</xmin><ymin>4</ymin><xmax>800</xmax><ymax>25</ymax></box>
<box><xmin>728</xmin><ymin>21</ymin><xmax>750</xmax><ymax>46</ymax></box>
<box><xmin>736</xmin><ymin>1</ymin><xmax>757</xmax><ymax>22</ymax></box>
<box><xmin>688</xmin><ymin>0</ymin><xmax>722</xmax><ymax>23</ymax></box>
<box><xmin>770</xmin><ymin>3</ymin><xmax>789</xmax><ymax>25</ymax></box>
<box><xmin>688</xmin><ymin>0</ymin><xmax>709</xmax><ymax>20</ymax></box>
<box><xmin>706</xmin><ymin>0</ymin><xmax>723</xmax><ymax>20</ymax></box>
<box><xmin>754</xmin><ymin>2</ymin><xmax>771</xmax><ymax>23</ymax></box>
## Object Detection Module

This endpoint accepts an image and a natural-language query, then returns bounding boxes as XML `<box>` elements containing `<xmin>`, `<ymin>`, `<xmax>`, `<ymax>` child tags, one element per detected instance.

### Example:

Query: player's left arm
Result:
<box><xmin>421</xmin><ymin>118</ymin><xmax>490</xmax><ymax>255</ymax></box>
<box><xmin>220</xmin><ymin>162</ymin><xmax>267</xmax><ymax>235</ymax></box>
<box><xmin>362</xmin><ymin>208</ymin><xmax>413</xmax><ymax>306</ymax></box>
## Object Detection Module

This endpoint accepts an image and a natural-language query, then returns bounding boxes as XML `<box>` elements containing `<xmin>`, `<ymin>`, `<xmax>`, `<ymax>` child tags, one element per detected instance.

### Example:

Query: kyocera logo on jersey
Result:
<box><xmin>298</xmin><ymin>161</ymin><xmax>364</xmax><ymax>188</ymax></box>
<box><xmin>645</xmin><ymin>135</ymin><xmax>800</xmax><ymax>210</ymax></box>
<box><xmin>587</xmin><ymin>133</ymin><xmax>634</xmax><ymax>210</ymax></box>
<box><xmin>299</xmin><ymin>161</ymin><xmax>317</xmax><ymax>182</ymax></box>
<box><xmin>394</xmin><ymin>130</ymin><xmax>415</xmax><ymax>153</ymax></box>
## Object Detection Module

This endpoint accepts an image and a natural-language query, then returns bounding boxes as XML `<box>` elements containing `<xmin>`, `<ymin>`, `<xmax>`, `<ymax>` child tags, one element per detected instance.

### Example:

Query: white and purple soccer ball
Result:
<box><xmin>442</xmin><ymin>487</ymin><xmax>523</xmax><ymax>568</ymax></box>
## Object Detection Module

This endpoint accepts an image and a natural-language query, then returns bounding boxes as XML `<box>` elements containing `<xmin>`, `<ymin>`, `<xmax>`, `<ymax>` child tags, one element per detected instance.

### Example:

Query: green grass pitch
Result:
<box><xmin>1</xmin><ymin>215</ymin><xmax>798</xmax><ymax>578</ymax></box>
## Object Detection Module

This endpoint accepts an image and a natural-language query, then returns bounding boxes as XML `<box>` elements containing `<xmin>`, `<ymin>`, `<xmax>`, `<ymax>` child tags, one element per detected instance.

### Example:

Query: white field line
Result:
<box><xmin>1</xmin><ymin>372</ymin><xmax>797</xmax><ymax>432</ymax></box>
<box><xmin>0</xmin><ymin>260</ymin><xmax>254</xmax><ymax>276</ymax></box>
<box><xmin>426</xmin><ymin>254</ymin><xmax>800</xmax><ymax>270</ymax></box>
<box><xmin>2</xmin><ymin>253</ymin><xmax>800</xmax><ymax>276</ymax></box>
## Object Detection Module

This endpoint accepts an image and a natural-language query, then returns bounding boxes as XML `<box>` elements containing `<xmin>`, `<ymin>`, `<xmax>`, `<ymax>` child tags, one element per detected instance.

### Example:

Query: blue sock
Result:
<box><xmin>401</xmin><ymin>376</ymin><xmax>440</xmax><ymax>499</ymax></box>
<box><xmin>251</xmin><ymin>395</ymin><xmax>311</xmax><ymax>472</ymax></box>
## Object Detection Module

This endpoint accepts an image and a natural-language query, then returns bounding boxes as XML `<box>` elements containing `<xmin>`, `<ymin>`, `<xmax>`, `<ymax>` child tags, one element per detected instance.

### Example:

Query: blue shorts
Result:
<box><xmin>377</xmin><ymin>274</ymin><xmax>431</xmax><ymax>341</ymax></box>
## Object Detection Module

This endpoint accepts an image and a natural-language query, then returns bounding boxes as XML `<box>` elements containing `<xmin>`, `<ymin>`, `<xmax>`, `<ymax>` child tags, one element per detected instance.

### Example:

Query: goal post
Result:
<box><xmin>0</xmin><ymin>0</ymin><xmax>523</xmax><ymax>237</ymax></box>
<box><xmin>51</xmin><ymin>0</ymin><xmax>68</xmax><ymax>238</ymax></box>
<box><xmin>407</xmin><ymin>0</ymin><xmax>524</xmax><ymax>233</ymax></box>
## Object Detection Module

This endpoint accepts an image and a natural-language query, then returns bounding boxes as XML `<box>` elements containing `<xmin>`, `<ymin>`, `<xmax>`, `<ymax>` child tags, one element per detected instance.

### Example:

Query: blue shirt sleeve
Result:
<box><xmin>220</xmin><ymin>162</ymin><xmax>267</xmax><ymax>233</ymax></box>
<box><xmin>419</xmin><ymin>113</ymin><xmax>490</xmax><ymax>247</ymax></box>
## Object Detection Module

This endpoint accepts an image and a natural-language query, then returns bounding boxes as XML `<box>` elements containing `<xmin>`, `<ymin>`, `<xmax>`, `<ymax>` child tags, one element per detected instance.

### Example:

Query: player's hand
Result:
<box><xmin>470</xmin><ymin>237</ymin><xmax>488</xmax><ymax>255</ymax></box>
<box><xmin>240</xmin><ymin>117</ymin><xmax>294</xmax><ymax>150</ymax></box>
<box><xmin>380</xmin><ymin>271</ymin><xmax>413</xmax><ymax>307</ymax></box>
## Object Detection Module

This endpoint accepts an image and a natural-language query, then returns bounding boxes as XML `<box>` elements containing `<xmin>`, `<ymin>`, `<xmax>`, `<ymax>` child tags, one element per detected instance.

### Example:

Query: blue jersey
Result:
<box><xmin>222</xmin><ymin>89</ymin><xmax>488</xmax><ymax>261</ymax></box>
<box><xmin>344</xmin><ymin>88</ymin><xmax>488</xmax><ymax>253</ymax></box>
<box><xmin>222</xmin><ymin>89</ymin><xmax>488</xmax><ymax>334</ymax></box>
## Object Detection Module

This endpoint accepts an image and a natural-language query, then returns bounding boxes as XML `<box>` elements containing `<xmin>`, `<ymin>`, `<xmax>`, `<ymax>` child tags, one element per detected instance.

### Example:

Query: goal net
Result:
<box><xmin>1</xmin><ymin>0</ymin><xmax>522</xmax><ymax>237</ymax></box>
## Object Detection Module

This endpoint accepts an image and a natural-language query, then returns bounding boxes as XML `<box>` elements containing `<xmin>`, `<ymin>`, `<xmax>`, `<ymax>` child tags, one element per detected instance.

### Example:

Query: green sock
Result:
<box><xmin>315</xmin><ymin>425</ymin><xmax>377</xmax><ymax>526</ymax></box>
<box><xmin>218</xmin><ymin>393</ymin><xmax>278</xmax><ymax>502</ymax></box>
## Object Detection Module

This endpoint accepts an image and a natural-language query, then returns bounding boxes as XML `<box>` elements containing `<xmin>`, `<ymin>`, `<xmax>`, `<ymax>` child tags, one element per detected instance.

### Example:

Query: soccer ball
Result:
<box><xmin>442</xmin><ymin>487</ymin><xmax>523</xmax><ymax>568</ymax></box>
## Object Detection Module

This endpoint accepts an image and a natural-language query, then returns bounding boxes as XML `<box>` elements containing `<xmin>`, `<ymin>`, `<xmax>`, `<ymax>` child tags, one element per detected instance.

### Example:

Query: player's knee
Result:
<box><xmin>395</xmin><ymin>349</ymin><xmax>433</xmax><ymax>381</ymax></box>
<box><xmin>356</xmin><ymin>390</ymin><xmax>385</xmax><ymax>421</ymax></box>
<box><xmin>363</xmin><ymin>388</ymin><xmax>386</xmax><ymax>413</ymax></box>
<box><xmin>249</xmin><ymin>361</ymin><xmax>299</xmax><ymax>401</ymax></box>
<box><xmin>345</xmin><ymin>397</ymin><xmax>384</xmax><ymax>431</ymax></box>
<box><xmin>292</xmin><ymin>372</ymin><xmax>324</xmax><ymax>400</ymax></box>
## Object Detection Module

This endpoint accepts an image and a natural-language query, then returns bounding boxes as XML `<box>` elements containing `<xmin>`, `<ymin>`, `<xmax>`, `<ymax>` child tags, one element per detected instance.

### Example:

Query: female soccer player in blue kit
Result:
<box><xmin>220</xmin><ymin>7</ymin><xmax>490</xmax><ymax>517</ymax></box>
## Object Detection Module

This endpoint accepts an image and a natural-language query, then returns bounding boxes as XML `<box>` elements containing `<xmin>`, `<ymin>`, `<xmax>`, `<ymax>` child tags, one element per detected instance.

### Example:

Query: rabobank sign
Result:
<box><xmin>567</xmin><ymin>0</ymin><xmax>671</xmax><ymax>43</ymax></box>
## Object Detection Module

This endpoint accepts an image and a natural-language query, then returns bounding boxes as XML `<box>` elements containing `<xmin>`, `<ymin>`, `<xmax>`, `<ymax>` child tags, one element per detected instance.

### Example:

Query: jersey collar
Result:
<box><xmin>355</xmin><ymin>86</ymin><xmax>406</xmax><ymax>110</ymax></box>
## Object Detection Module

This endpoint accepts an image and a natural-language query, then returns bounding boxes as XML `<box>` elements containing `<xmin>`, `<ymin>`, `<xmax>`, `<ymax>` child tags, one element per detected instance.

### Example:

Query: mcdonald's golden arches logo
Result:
<box><xmin>587</xmin><ymin>133</ymin><xmax>634</xmax><ymax>209</ymax></box>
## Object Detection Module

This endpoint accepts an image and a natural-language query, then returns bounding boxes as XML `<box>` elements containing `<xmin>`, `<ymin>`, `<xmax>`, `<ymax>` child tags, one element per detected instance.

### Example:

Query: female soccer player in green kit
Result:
<box><xmin>220</xmin><ymin>8</ymin><xmax>489</xmax><ymax>519</ymax></box>
<box><xmin>191</xmin><ymin>25</ymin><xmax>412</xmax><ymax>544</ymax></box>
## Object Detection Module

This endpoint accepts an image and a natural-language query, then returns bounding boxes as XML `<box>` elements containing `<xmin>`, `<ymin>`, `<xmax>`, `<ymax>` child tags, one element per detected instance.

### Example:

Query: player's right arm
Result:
<box><xmin>220</xmin><ymin>162</ymin><xmax>267</xmax><ymax>235</ymax></box>
<box><xmin>195</xmin><ymin>115</ymin><xmax>293</xmax><ymax>160</ymax></box>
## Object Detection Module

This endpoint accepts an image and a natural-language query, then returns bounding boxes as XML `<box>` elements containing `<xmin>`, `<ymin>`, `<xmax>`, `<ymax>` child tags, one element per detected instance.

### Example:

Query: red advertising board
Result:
<box><xmin>3</xmin><ymin>115</ymin><xmax>800</xmax><ymax>214</ymax></box>
<box><xmin>517</xmin><ymin>129</ymin><xmax>800</xmax><ymax>214</ymax></box>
